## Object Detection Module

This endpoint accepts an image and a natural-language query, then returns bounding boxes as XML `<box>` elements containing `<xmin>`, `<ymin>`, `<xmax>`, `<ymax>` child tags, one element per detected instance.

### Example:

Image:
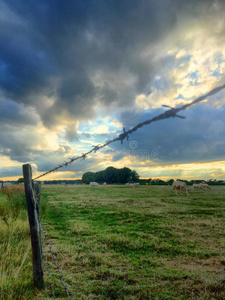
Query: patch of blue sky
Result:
<box><xmin>174</xmin><ymin>54</ymin><xmax>192</xmax><ymax>67</ymax></box>
<box><xmin>189</xmin><ymin>71</ymin><xmax>198</xmax><ymax>79</ymax></box>
<box><xmin>189</xmin><ymin>79</ymin><xmax>199</xmax><ymax>86</ymax></box>
<box><xmin>184</xmin><ymin>54</ymin><xmax>192</xmax><ymax>61</ymax></box>
<box><xmin>179</xmin><ymin>54</ymin><xmax>192</xmax><ymax>63</ymax></box>
<box><xmin>164</xmin><ymin>52</ymin><xmax>192</xmax><ymax>70</ymax></box>
<box><xmin>211</xmin><ymin>52</ymin><xmax>225</xmax><ymax>79</ymax></box>
<box><xmin>214</xmin><ymin>52</ymin><xmax>224</xmax><ymax>65</ymax></box>
<box><xmin>78</xmin><ymin>116</ymin><xmax>120</xmax><ymax>135</ymax></box>
<box><xmin>76</xmin><ymin>118</ymin><xmax>120</xmax><ymax>151</ymax></box>
<box><xmin>174</xmin><ymin>94</ymin><xmax>185</xmax><ymax>100</ymax></box>
<box><xmin>77</xmin><ymin>122</ymin><xmax>95</xmax><ymax>133</ymax></box>
<box><xmin>182</xmin><ymin>71</ymin><xmax>200</xmax><ymax>87</ymax></box>
<box><xmin>174</xmin><ymin>93</ymin><xmax>193</xmax><ymax>101</ymax></box>
<box><xmin>212</xmin><ymin>70</ymin><xmax>220</xmax><ymax>77</ymax></box>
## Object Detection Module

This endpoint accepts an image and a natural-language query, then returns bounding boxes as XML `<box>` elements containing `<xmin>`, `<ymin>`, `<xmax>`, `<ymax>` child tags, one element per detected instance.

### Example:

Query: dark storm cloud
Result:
<box><xmin>0</xmin><ymin>97</ymin><xmax>39</xmax><ymax>126</ymax></box>
<box><xmin>0</xmin><ymin>166</ymin><xmax>23</xmax><ymax>178</ymax></box>
<box><xmin>1</xmin><ymin>0</ymin><xmax>223</xmax><ymax>126</ymax></box>
<box><xmin>0</xmin><ymin>124</ymin><xmax>44</xmax><ymax>162</ymax></box>
<box><xmin>64</xmin><ymin>126</ymin><xmax>79</xmax><ymax>142</ymax></box>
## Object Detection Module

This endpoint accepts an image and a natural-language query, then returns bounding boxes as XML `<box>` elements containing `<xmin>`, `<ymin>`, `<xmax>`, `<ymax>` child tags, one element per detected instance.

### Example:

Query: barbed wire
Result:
<box><xmin>43</xmin><ymin>249</ymin><xmax>56</xmax><ymax>299</ymax></box>
<box><xmin>40</xmin><ymin>220</ymin><xmax>72</xmax><ymax>300</ymax></box>
<box><xmin>42</xmin><ymin>244</ymin><xmax>57</xmax><ymax>300</ymax></box>
<box><xmin>34</xmin><ymin>192</ymin><xmax>56</xmax><ymax>299</ymax></box>
<box><xmin>34</xmin><ymin>83</ymin><xmax>225</xmax><ymax>180</ymax></box>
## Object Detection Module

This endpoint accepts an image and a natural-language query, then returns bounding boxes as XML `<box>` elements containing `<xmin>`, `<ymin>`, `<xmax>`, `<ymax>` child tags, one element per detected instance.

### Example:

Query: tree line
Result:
<box><xmin>15</xmin><ymin>176</ymin><xmax>225</xmax><ymax>185</ymax></box>
<box><xmin>82</xmin><ymin>167</ymin><xmax>139</xmax><ymax>184</ymax></box>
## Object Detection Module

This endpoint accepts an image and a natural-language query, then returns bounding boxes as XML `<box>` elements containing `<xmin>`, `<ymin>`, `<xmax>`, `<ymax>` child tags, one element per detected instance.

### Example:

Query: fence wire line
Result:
<box><xmin>40</xmin><ymin>221</ymin><xmax>72</xmax><ymax>300</ymax></box>
<box><xmin>34</xmin><ymin>194</ymin><xmax>56</xmax><ymax>299</ymax></box>
<box><xmin>42</xmin><ymin>244</ymin><xmax>57</xmax><ymax>300</ymax></box>
<box><xmin>34</xmin><ymin>83</ymin><xmax>225</xmax><ymax>180</ymax></box>
<box><xmin>41</xmin><ymin>230</ymin><xmax>56</xmax><ymax>299</ymax></box>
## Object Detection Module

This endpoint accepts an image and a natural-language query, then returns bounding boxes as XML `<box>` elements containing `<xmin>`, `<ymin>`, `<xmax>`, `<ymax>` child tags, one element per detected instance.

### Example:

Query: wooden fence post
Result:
<box><xmin>33</xmin><ymin>181</ymin><xmax>42</xmax><ymax>245</ymax></box>
<box><xmin>23</xmin><ymin>164</ymin><xmax>44</xmax><ymax>289</ymax></box>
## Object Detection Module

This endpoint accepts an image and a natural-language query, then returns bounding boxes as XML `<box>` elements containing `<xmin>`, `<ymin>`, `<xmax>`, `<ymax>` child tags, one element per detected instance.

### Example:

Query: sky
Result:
<box><xmin>1</xmin><ymin>0</ymin><xmax>225</xmax><ymax>181</ymax></box>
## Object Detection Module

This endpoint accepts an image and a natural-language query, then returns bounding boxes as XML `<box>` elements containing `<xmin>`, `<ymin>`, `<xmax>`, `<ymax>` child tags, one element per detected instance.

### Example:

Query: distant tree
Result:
<box><xmin>95</xmin><ymin>171</ymin><xmax>105</xmax><ymax>183</ymax></box>
<box><xmin>167</xmin><ymin>179</ymin><xmax>174</xmax><ymax>185</ymax></box>
<box><xmin>130</xmin><ymin>170</ymin><xmax>139</xmax><ymax>182</ymax></box>
<box><xmin>117</xmin><ymin>167</ymin><xmax>132</xmax><ymax>183</ymax></box>
<box><xmin>17</xmin><ymin>178</ymin><xmax>24</xmax><ymax>184</ymax></box>
<box><xmin>82</xmin><ymin>167</ymin><xmax>140</xmax><ymax>184</ymax></box>
<box><xmin>82</xmin><ymin>172</ymin><xmax>95</xmax><ymax>184</ymax></box>
<box><xmin>168</xmin><ymin>179</ymin><xmax>174</xmax><ymax>183</ymax></box>
<box><xmin>104</xmin><ymin>167</ymin><xmax>117</xmax><ymax>184</ymax></box>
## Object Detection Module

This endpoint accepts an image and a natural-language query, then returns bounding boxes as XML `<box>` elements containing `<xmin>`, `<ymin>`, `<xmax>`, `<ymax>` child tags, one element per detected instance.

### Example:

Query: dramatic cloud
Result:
<box><xmin>0</xmin><ymin>0</ymin><xmax>225</xmax><ymax>179</ymax></box>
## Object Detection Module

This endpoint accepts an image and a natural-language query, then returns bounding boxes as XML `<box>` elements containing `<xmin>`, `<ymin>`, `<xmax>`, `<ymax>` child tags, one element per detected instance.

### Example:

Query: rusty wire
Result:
<box><xmin>34</xmin><ymin>83</ymin><xmax>225</xmax><ymax>180</ymax></box>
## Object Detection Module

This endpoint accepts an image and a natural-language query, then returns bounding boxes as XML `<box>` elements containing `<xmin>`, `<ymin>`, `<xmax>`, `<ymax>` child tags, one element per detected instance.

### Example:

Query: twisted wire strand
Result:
<box><xmin>35</xmin><ymin>195</ymin><xmax>56</xmax><ymax>299</ymax></box>
<box><xmin>40</xmin><ymin>221</ymin><xmax>71</xmax><ymax>300</ymax></box>
<box><xmin>42</xmin><ymin>244</ymin><xmax>57</xmax><ymax>300</ymax></box>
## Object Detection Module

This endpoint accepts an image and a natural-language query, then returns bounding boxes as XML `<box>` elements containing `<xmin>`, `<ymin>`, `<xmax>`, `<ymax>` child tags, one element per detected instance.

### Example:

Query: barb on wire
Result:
<box><xmin>119</xmin><ymin>127</ymin><xmax>129</xmax><ymax>144</ymax></box>
<box><xmin>34</xmin><ymin>83</ymin><xmax>225</xmax><ymax>180</ymax></box>
<box><xmin>82</xmin><ymin>153</ymin><xmax>87</xmax><ymax>160</ymax></box>
<box><xmin>92</xmin><ymin>144</ymin><xmax>101</xmax><ymax>153</ymax></box>
<box><xmin>162</xmin><ymin>105</ymin><xmax>185</xmax><ymax>118</ymax></box>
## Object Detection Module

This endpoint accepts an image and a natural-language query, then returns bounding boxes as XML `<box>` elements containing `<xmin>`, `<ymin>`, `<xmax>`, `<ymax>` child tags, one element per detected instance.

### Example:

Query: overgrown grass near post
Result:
<box><xmin>0</xmin><ymin>187</ymin><xmax>49</xmax><ymax>300</ymax></box>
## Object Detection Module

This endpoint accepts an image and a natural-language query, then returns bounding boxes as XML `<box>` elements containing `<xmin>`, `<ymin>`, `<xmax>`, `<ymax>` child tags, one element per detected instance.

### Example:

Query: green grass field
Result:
<box><xmin>0</xmin><ymin>185</ymin><xmax>225</xmax><ymax>299</ymax></box>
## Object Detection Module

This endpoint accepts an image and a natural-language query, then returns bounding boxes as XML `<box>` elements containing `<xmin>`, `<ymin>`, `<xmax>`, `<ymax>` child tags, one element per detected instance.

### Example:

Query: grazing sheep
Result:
<box><xmin>89</xmin><ymin>182</ymin><xmax>99</xmax><ymax>188</ymax></box>
<box><xmin>192</xmin><ymin>183</ymin><xmax>211</xmax><ymax>190</ymax></box>
<box><xmin>172</xmin><ymin>180</ymin><xmax>190</xmax><ymax>195</ymax></box>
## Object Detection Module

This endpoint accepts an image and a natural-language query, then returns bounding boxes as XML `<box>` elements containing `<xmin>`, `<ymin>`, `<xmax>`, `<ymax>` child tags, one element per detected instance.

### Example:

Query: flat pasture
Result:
<box><xmin>38</xmin><ymin>184</ymin><xmax>225</xmax><ymax>299</ymax></box>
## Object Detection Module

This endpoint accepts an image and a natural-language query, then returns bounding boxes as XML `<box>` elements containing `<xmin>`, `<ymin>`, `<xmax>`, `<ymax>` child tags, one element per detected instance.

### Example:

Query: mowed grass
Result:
<box><xmin>33</xmin><ymin>184</ymin><xmax>225</xmax><ymax>300</ymax></box>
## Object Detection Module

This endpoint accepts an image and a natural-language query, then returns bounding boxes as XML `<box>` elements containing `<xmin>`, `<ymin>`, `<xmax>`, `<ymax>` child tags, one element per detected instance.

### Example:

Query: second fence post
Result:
<box><xmin>23</xmin><ymin>164</ymin><xmax>44</xmax><ymax>289</ymax></box>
